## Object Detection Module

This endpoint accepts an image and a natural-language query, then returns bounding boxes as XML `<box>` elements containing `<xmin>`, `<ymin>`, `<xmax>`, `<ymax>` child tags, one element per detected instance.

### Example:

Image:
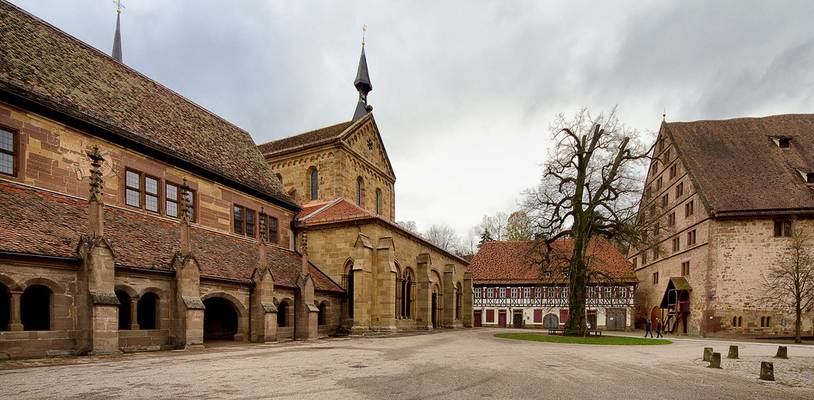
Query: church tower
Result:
<box><xmin>352</xmin><ymin>34</ymin><xmax>373</xmax><ymax>121</ymax></box>
<box><xmin>111</xmin><ymin>0</ymin><xmax>123</xmax><ymax>62</ymax></box>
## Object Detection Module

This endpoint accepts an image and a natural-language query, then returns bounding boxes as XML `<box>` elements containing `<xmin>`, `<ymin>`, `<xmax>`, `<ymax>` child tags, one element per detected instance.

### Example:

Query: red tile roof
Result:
<box><xmin>258</xmin><ymin>121</ymin><xmax>354</xmax><ymax>155</ymax></box>
<box><xmin>0</xmin><ymin>2</ymin><xmax>294</xmax><ymax>208</ymax></box>
<box><xmin>296</xmin><ymin>198</ymin><xmax>469</xmax><ymax>265</ymax></box>
<box><xmin>468</xmin><ymin>239</ymin><xmax>636</xmax><ymax>285</ymax></box>
<box><xmin>665</xmin><ymin>114</ymin><xmax>814</xmax><ymax>215</ymax></box>
<box><xmin>0</xmin><ymin>182</ymin><xmax>342</xmax><ymax>292</ymax></box>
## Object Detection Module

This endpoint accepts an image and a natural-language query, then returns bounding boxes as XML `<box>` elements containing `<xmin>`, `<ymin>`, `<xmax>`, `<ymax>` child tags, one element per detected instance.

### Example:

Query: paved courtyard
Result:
<box><xmin>1</xmin><ymin>329</ymin><xmax>812</xmax><ymax>399</ymax></box>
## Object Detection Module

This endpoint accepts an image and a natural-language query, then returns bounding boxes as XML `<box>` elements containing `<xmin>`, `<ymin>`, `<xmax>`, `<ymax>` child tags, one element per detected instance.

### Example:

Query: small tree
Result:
<box><xmin>506</xmin><ymin>211</ymin><xmax>535</xmax><ymax>241</ymax></box>
<box><xmin>478</xmin><ymin>229</ymin><xmax>494</xmax><ymax>248</ymax></box>
<box><xmin>763</xmin><ymin>228</ymin><xmax>814</xmax><ymax>343</ymax></box>
<box><xmin>424</xmin><ymin>224</ymin><xmax>461</xmax><ymax>252</ymax></box>
<box><xmin>524</xmin><ymin>108</ymin><xmax>648</xmax><ymax>336</ymax></box>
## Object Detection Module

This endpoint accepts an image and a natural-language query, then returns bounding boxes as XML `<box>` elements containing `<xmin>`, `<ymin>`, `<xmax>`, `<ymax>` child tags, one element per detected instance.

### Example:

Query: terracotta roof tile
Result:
<box><xmin>468</xmin><ymin>239</ymin><xmax>636</xmax><ymax>285</ymax></box>
<box><xmin>258</xmin><ymin>121</ymin><xmax>353</xmax><ymax>155</ymax></box>
<box><xmin>0</xmin><ymin>2</ymin><xmax>293</xmax><ymax>208</ymax></box>
<box><xmin>0</xmin><ymin>182</ymin><xmax>341</xmax><ymax>292</ymax></box>
<box><xmin>665</xmin><ymin>114</ymin><xmax>814</xmax><ymax>214</ymax></box>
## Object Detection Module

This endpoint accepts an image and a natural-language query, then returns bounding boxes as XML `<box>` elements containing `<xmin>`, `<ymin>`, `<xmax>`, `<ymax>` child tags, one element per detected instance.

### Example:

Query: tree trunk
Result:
<box><xmin>565</xmin><ymin>238</ymin><xmax>588</xmax><ymax>336</ymax></box>
<box><xmin>795</xmin><ymin>302</ymin><xmax>802</xmax><ymax>344</ymax></box>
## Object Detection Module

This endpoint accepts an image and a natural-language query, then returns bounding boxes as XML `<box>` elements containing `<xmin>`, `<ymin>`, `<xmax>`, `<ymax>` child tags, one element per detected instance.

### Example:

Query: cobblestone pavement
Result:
<box><xmin>0</xmin><ymin>328</ymin><xmax>812</xmax><ymax>399</ymax></box>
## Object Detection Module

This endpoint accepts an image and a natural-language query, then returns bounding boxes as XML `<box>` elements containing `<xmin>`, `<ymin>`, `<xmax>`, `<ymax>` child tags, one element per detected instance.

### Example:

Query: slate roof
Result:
<box><xmin>296</xmin><ymin>198</ymin><xmax>469</xmax><ymax>265</ymax></box>
<box><xmin>258</xmin><ymin>121</ymin><xmax>355</xmax><ymax>155</ymax></box>
<box><xmin>0</xmin><ymin>1</ymin><xmax>295</xmax><ymax>209</ymax></box>
<box><xmin>0</xmin><ymin>182</ymin><xmax>342</xmax><ymax>292</ymax></box>
<box><xmin>468</xmin><ymin>239</ymin><xmax>636</xmax><ymax>285</ymax></box>
<box><xmin>664</xmin><ymin>114</ymin><xmax>814</xmax><ymax>215</ymax></box>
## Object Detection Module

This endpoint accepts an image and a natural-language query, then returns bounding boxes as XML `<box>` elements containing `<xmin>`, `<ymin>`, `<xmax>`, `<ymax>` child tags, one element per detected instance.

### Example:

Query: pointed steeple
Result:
<box><xmin>112</xmin><ymin>2</ymin><xmax>123</xmax><ymax>62</ymax></box>
<box><xmin>352</xmin><ymin>26</ymin><xmax>373</xmax><ymax>121</ymax></box>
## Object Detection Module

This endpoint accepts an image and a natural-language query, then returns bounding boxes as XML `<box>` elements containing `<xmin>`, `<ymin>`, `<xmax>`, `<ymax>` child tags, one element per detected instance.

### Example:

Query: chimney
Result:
<box><xmin>179</xmin><ymin>179</ymin><xmax>191</xmax><ymax>255</ymax></box>
<box><xmin>301</xmin><ymin>230</ymin><xmax>309</xmax><ymax>275</ymax></box>
<box><xmin>86</xmin><ymin>146</ymin><xmax>105</xmax><ymax>237</ymax></box>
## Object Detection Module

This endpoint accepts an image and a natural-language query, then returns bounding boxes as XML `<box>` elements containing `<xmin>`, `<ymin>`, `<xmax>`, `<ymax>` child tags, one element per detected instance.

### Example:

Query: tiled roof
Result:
<box><xmin>258</xmin><ymin>121</ymin><xmax>354</xmax><ymax>155</ymax></box>
<box><xmin>665</xmin><ymin>114</ymin><xmax>814</xmax><ymax>215</ymax></box>
<box><xmin>0</xmin><ymin>2</ymin><xmax>294</xmax><ymax>208</ymax></box>
<box><xmin>468</xmin><ymin>239</ymin><xmax>636</xmax><ymax>285</ymax></box>
<box><xmin>0</xmin><ymin>182</ymin><xmax>342</xmax><ymax>292</ymax></box>
<box><xmin>296</xmin><ymin>198</ymin><xmax>469</xmax><ymax>265</ymax></box>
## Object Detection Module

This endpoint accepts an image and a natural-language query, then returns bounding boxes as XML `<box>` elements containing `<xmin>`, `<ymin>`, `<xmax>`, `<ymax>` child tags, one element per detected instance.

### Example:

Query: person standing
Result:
<box><xmin>644</xmin><ymin>318</ymin><xmax>653</xmax><ymax>338</ymax></box>
<box><xmin>655</xmin><ymin>318</ymin><xmax>663</xmax><ymax>338</ymax></box>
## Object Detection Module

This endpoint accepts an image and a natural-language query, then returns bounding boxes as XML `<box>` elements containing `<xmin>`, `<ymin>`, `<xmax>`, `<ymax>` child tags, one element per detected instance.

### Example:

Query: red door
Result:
<box><xmin>498</xmin><ymin>311</ymin><xmax>507</xmax><ymax>328</ymax></box>
<box><xmin>473</xmin><ymin>310</ymin><xmax>482</xmax><ymax>327</ymax></box>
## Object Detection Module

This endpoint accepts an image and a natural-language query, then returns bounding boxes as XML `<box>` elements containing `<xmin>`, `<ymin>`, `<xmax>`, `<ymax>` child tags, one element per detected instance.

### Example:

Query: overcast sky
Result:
<box><xmin>12</xmin><ymin>0</ymin><xmax>814</xmax><ymax>238</ymax></box>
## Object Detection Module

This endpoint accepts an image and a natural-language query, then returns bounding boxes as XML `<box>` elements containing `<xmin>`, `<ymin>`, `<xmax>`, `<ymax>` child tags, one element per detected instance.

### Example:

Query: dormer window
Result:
<box><xmin>795</xmin><ymin>169</ymin><xmax>814</xmax><ymax>184</ymax></box>
<box><xmin>771</xmin><ymin>136</ymin><xmax>791</xmax><ymax>149</ymax></box>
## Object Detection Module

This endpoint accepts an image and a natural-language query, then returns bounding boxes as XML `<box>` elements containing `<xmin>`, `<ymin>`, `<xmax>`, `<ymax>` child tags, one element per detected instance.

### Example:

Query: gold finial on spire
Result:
<box><xmin>114</xmin><ymin>0</ymin><xmax>125</xmax><ymax>14</ymax></box>
<box><xmin>362</xmin><ymin>24</ymin><xmax>367</xmax><ymax>47</ymax></box>
<box><xmin>662</xmin><ymin>108</ymin><xmax>667</xmax><ymax>122</ymax></box>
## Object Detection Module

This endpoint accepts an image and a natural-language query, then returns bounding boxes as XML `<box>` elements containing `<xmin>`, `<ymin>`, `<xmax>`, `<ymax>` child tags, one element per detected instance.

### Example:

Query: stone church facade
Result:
<box><xmin>0</xmin><ymin>2</ymin><xmax>469</xmax><ymax>359</ymax></box>
<box><xmin>629</xmin><ymin>115</ymin><xmax>814</xmax><ymax>338</ymax></box>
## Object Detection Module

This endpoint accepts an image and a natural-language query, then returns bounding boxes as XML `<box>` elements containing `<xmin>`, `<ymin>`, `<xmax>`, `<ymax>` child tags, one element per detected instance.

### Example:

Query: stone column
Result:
<box><xmin>9</xmin><ymin>291</ymin><xmax>23</xmax><ymax>331</ymax></box>
<box><xmin>415</xmin><ymin>253</ymin><xmax>433</xmax><ymax>330</ymax></box>
<box><xmin>463</xmin><ymin>272</ymin><xmax>474</xmax><ymax>328</ymax></box>
<box><xmin>129</xmin><ymin>298</ymin><xmax>140</xmax><ymax>330</ymax></box>
<box><xmin>350</xmin><ymin>233</ymin><xmax>374</xmax><ymax>334</ymax></box>
<box><xmin>442</xmin><ymin>264</ymin><xmax>455</xmax><ymax>328</ymax></box>
<box><xmin>374</xmin><ymin>237</ymin><xmax>398</xmax><ymax>332</ymax></box>
<box><xmin>250</xmin><ymin>265</ymin><xmax>278</xmax><ymax>343</ymax></box>
<box><xmin>172</xmin><ymin>180</ymin><xmax>204</xmax><ymax>349</ymax></box>
<box><xmin>295</xmin><ymin>233</ymin><xmax>318</xmax><ymax>340</ymax></box>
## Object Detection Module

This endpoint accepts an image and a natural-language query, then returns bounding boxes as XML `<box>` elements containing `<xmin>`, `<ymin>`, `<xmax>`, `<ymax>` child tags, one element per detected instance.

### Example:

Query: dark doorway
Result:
<box><xmin>21</xmin><ymin>284</ymin><xmax>51</xmax><ymax>331</ymax></box>
<box><xmin>318</xmin><ymin>302</ymin><xmax>327</xmax><ymax>326</ymax></box>
<box><xmin>277</xmin><ymin>301</ymin><xmax>290</xmax><ymax>327</ymax></box>
<box><xmin>473</xmin><ymin>310</ymin><xmax>482</xmax><ymax>327</ymax></box>
<box><xmin>431</xmin><ymin>292</ymin><xmax>438</xmax><ymax>328</ymax></box>
<box><xmin>203</xmin><ymin>297</ymin><xmax>238</xmax><ymax>341</ymax></box>
<box><xmin>0</xmin><ymin>284</ymin><xmax>9</xmax><ymax>331</ymax></box>
<box><xmin>587</xmin><ymin>309</ymin><xmax>597</xmax><ymax>330</ymax></box>
<box><xmin>137</xmin><ymin>292</ymin><xmax>159</xmax><ymax>329</ymax></box>
<box><xmin>498</xmin><ymin>310</ymin><xmax>507</xmax><ymax>328</ymax></box>
<box><xmin>115</xmin><ymin>290</ymin><xmax>132</xmax><ymax>330</ymax></box>
<box><xmin>606</xmin><ymin>308</ymin><xmax>626</xmax><ymax>331</ymax></box>
<box><xmin>543</xmin><ymin>313</ymin><xmax>559</xmax><ymax>329</ymax></box>
<box><xmin>346</xmin><ymin>269</ymin><xmax>354</xmax><ymax>319</ymax></box>
<box><xmin>512</xmin><ymin>311</ymin><xmax>523</xmax><ymax>328</ymax></box>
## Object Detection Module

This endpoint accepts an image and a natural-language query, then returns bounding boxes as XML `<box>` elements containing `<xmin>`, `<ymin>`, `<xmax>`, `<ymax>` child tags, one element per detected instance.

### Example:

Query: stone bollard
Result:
<box><xmin>708</xmin><ymin>352</ymin><xmax>722</xmax><ymax>368</ymax></box>
<box><xmin>727</xmin><ymin>345</ymin><xmax>739</xmax><ymax>359</ymax></box>
<box><xmin>703</xmin><ymin>347</ymin><xmax>713</xmax><ymax>362</ymax></box>
<box><xmin>760</xmin><ymin>361</ymin><xmax>775</xmax><ymax>381</ymax></box>
<box><xmin>775</xmin><ymin>346</ymin><xmax>788</xmax><ymax>359</ymax></box>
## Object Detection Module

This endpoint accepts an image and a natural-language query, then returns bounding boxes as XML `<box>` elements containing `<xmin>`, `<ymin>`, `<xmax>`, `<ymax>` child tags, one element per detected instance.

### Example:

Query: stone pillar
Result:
<box><xmin>350</xmin><ymin>233</ymin><xmax>374</xmax><ymax>334</ymax></box>
<box><xmin>9</xmin><ymin>291</ymin><xmax>22</xmax><ymax>331</ymax></box>
<box><xmin>374</xmin><ymin>238</ymin><xmax>398</xmax><ymax>332</ymax></box>
<box><xmin>463</xmin><ymin>272</ymin><xmax>474</xmax><ymax>328</ymax></box>
<box><xmin>442</xmin><ymin>264</ymin><xmax>455</xmax><ymax>328</ymax></box>
<box><xmin>415</xmin><ymin>253</ymin><xmax>433</xmax><ymax>330</ymax></box>
<box><xmin>172</xmin><ymin>181</ymin><xmax>204</xmax><ymax>349</ymax></box>
<box><xmin>250</xmin><ymin>265</ymin><xmax>278</xmax><ymax>342</ymax></box>
<box><xmin>129</xmin><ymin>298</ymin><xmax>139</xmax><ymax>330</ymax></box>
<box><xmin>295</xmin><ymin>234</ymin><xmax>319</xmax><ymax>340</ymax></box>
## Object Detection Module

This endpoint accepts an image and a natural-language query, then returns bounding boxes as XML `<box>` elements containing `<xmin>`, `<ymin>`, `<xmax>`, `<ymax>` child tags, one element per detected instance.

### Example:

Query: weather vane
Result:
<box><xmin>113</xmin><ymin>0</ymin><xmax>125</xmax><ymax>14</ymax></box>
<box><xmin>362</xmin><ymin>24</ymin><xmax>367</xmax><ymax>47</ymax></box>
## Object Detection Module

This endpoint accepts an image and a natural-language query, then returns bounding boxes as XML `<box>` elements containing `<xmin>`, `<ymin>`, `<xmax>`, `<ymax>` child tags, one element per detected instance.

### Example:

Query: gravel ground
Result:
<box><xmin>0</xmin><ymin>328</ymin><xmax>812</xmax><ymax>399</ymax></box>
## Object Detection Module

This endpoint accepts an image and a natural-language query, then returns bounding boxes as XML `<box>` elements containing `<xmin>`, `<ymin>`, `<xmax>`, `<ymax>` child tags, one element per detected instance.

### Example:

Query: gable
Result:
<box><xmin>340</xmin><ymin>115</ymin><xmax>396</xmax><ymax>180</ymax></box>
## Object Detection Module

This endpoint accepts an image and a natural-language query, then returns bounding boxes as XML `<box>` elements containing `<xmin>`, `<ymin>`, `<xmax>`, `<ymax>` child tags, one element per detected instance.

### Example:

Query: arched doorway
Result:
<box><xmin>277</xmin><ymin>300</ymin><xmax>291</xmax><ymax>328</ymax></box>
<box><xmin>137</xmin><ymin>292</ymin><xmax>159</xmax><ymax>329</ymax></box>
<box><xmin>21</xmin><ymin>284</ymin><xmax>52</xmax><ymax>331</ymax></box>
<box><xmin>0</xmin><ymin>283</ymin><xmax>9</xmax><ymax>331</ymax></box>
<box><xmin>344</xmin><ymin>262</ymin><xmax>354</xmax><ymax>320</ymax></box>
<box><xmin>203</xmin><ymin>297</ymin><xmax>239</xmax><ymax>341</ymax></box>
<box><xmin>115</xmin><ymin>290</ymin><xmax>132</xmax><ymax>330</ymax></box>
<box><xmin>543</xmin><ymin>313</ymin><xmax>559</xmax><ymax>329</ymax></box>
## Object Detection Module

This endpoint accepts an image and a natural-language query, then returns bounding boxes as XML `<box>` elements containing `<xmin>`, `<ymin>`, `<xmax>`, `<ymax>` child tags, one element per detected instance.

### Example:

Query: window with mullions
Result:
<box><xmin>125</xmin><ymin>170</ymin><xmax>141</xmax><ymax>207</ymax></box>
<box><xmin>0</xmin><ymin>128</ymin><xmax>16</xmax><ymax>176</ymax></box>
<box><xmin>233</xmin><ymin>205</ymin><xmax>256</xmax><ymax>237</ymax></box>
<box><xmin>144</xmin><ymin>176</ymin><xmax>159</xmax><ymax>213</ymax></box>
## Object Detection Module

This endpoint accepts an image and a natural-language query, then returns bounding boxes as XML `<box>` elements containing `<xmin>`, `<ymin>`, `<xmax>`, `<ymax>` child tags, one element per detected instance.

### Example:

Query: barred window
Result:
<box><xmin>166</xmin><ymin>183</ymin><xmax>179</xmax><ymax>217</ymax></box>
<box><xmin>125</xmin><ymin>169</ymin><xmax>141</xmax><ymax>207</ymax></box>
<box><xmin>0</xmin><ymin>128</ymin><xmax>16</xmax><ymax>176</ymax></box>
<box><xmin>144</xmin><ymin>176</ymin><xmax>159</xmax><ymax>213</ymax></box>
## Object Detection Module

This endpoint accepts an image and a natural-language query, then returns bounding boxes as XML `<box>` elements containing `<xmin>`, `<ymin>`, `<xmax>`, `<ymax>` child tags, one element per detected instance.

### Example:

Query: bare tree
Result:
<box><xmin>763</xmin><ymin>228</ymin><xmax>814</xmax><ymax>343</ymax></box>
<box><xmin>523</xmin><ymin>108</ymin><xmax>648</xmax><ymax>335</ymax></box>
<box><xmin>480</xmin><ymin>212</ymin><xmax>509</xmax><ymax>241</ymax></box>
<box><xmin>424</xmin><ymin>224</ymin><xmax>461</xmax><ymax>252</ymax></box>
<box><xmin>505</xmin><ymin>210</ymin><xmax>535</xmax><ymax>241</ymax></box>
<box><xmin>397</xmin><ymin>220</ymin><xmax>419</xmax><ymax>235</ymax></box>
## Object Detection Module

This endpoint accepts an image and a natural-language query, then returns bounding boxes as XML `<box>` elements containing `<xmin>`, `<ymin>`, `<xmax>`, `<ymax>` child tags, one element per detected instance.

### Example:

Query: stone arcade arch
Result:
<box><xmin>343</xmin><ymin>261</ymin><xmax>354</xmax><ymax>320</ymax></box>
<box><xmin>137</xmin><ymin>292</ymin><xmax>159</xmax><ymax>330</ymax></box>
<box><xmin>317</xmin><ymin>301</ymin><xmax>328</xmax><ymax>326</ymax></box>
<box><xmin>277</xmin><ymin>299</ymin><xmax>292</xmax><ymax>328</ymax></box>
<box><xmin>21</xmin><ymin>284</ymin><xmax>52</xmax><ymax>331</ymax></box>
<box><xmin>115</xmin><ymin>290</ymin><xmax>133</xmax><ymax>330</ymax></box>
<box><xmin>0</xmin><ymin>282</ymin><xmax>9</xmax><ymax>331</ymax></box>
<box><xmin>203</xmin><ymin>297</ymin><xmax>240</xmax><ymax>341</ymax></box>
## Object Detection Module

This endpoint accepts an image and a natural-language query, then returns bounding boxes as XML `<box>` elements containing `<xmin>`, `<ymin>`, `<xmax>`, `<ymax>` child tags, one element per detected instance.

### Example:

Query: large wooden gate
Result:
<box><xmin>473</xmin><ymin>310</ymin><xmax>482</xmax><ymax>327</ymax></box>
<box><xmin>606</xmin><ymin>308</ymin><xmax>626</xmax><ymax>331</ymax></box>
<box><xmin>543</xmin><ymin>313</ymin><xmax>559</xmax><ymax>329</ymax></box>
<box><xmin>512</xmin><ymin>311</ymin><xmax>523</xmax><ymax>328</ymax></box>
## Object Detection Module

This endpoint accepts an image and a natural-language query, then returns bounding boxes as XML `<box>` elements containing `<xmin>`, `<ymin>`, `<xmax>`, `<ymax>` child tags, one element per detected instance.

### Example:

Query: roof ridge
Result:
<box><xmin>666</xmin><ymin>113</ymin><xmax>814</xmax><ymax>126</ymax></box>
<box><xmin>259</xmin><ymin>120</ymin><xmax>354</xmax><ymax>148</ymax></box>
<box><xmin>300</xmin><ymin>198</ymin><xmax>344</xmax><ymax>221</ymax></box>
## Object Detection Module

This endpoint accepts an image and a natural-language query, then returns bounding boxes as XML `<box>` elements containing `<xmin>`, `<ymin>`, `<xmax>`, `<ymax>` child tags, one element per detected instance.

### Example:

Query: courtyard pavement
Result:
<box><xmin>0</xmin><ymin>328</ymin><xmax>812</xmax><ymax>399</ymax></box>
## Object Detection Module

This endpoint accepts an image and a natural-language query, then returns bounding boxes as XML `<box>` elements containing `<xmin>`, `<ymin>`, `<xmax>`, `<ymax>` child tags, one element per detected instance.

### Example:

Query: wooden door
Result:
<box><xmin>473</xmin><ymin>310</ymin><xmax>482</xmax><ymax>327</ymax></box>
<box><xmin>543</xmin><ymin>314</ymin><xmax>559</xmax><ymax>329</ymax></box>
<box><xmin>498</xmin><ymin>311</ymin><xmax>507</xmax><ymax>328</ymax></box>
<box><xmin>587</xmin><ymin>310</ymin><xmax>597</xmax><ymax>330</ymax></box>
<box><xmin>606</xmin><ymin>308</ymin><xmax>626</xmax><ymax>331</ymax></box>
<box><xmin>513</xmin><ymin>312</ymin><xmax>523</xmax><ymax>328</ymax></box>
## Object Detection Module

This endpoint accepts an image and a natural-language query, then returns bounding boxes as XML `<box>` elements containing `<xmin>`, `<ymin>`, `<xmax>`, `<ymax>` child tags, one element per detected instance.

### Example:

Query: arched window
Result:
<box><xmin>115</xmin><ymin>290</ymin><xmax>132</xmax><ymax>330</ymax></box>
<box><xmin>318</xmin><ymin>302</ymin><xmax>327</xmax><ymax>326</ymax></box>
<box><xmin>400</xmin><ymin>269</ymin><xmax>414</xmax><ymax>318</ymax></box>
<box><xmin>309</xmin><ymin>167</ymin><xmax>319</xmax><ymax>201</ymax></box>
<box><xmin>345</xmin><ymin>262</ymin><xmax>354</xmax><ymax>319</ymax></box>
<box><xmin>21</xmin><ymin>284</ymin><xmax>52</xmax><ymax>331</ymax></box>
<box><xmin>137</xmin><ymin>292</ymin><xmax>159</xmax><ymax>329</ymax></box>
<box><xmin>356</xmin><ymin>176</ymin><xmax>363</xmax><ymax>206</ymax></box>
<box><xmin>455</xmin><ymin>283</ymin><xmax>463</xmax><ymax>320</ymax></box>
<box><xmin>278</xmin><ymin>300</ymin><xmax>290</xmax><ymax>327</ymax></box>
<box><xmin>0</xmin><ymin>283</ymin><xmax>9</xmax><ymax>331</ymax></box>
<box><xmin>375</xmin><ymin>188</ymin><xmax>382</xmax><ymax>214</ymax></box>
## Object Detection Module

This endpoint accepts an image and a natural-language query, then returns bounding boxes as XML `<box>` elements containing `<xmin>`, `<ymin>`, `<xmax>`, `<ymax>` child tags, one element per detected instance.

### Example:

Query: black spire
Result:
<box><xmin>352</xmin><ymin>30</ymin><xmax>373</xmax><ymax>121</ymax></box>
<box><xmin>112</xmin><ymin>2</ymin><xmax>123</xmax><ymax>62</ymax></box>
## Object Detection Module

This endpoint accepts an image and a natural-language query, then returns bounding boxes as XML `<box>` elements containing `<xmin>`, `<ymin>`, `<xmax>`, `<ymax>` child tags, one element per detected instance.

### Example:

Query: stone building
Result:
<box><xmin>0</xmin><ymin>2</ymin><xmax>471</xmax><ymax>359</ymax></box>
<box><xmin>628</xmin><ymin>115</ymin><xmax>814</xmax><ymax>337</ymax></box>
<box><xmin>469</xmin><ymin>239</ymin><xmax>636</xmax><ymax>330</ymax></box>
<box><xmin>258</xmin><ymin>46</ymin><xmax>473</xmax><ymax>333</ymax></box>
